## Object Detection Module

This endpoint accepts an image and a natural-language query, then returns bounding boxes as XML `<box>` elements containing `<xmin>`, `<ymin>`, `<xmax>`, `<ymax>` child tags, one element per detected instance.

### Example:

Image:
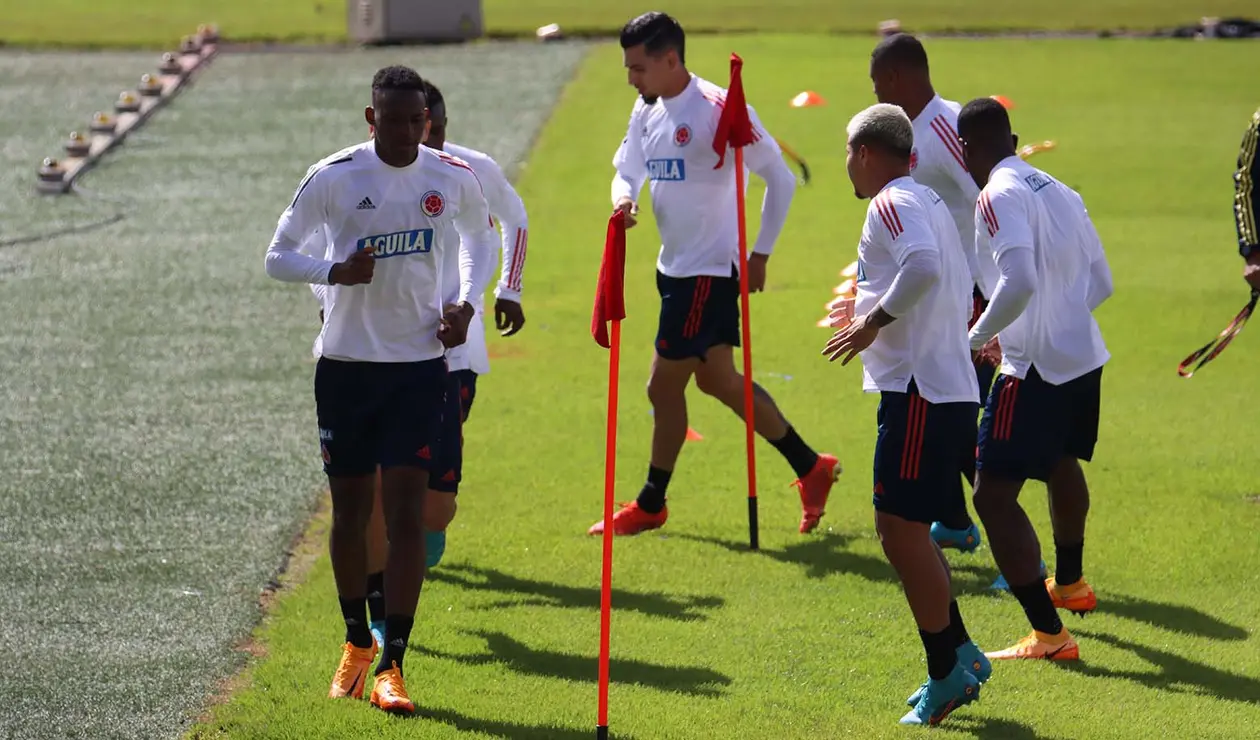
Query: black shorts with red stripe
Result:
<box><xmin>873</xmin><ymin>379</ymin><xmax>979</xmax><ymax>524</ymax></box>
<box><xmin>977</xmin><ymin>365</ymin><xmax>1102</xmax><ymax>483</ymax></box>
<box><xmin>654</xmin><ymin>266</ymin><xmax>742</xmax><ymax>361</ymax></box>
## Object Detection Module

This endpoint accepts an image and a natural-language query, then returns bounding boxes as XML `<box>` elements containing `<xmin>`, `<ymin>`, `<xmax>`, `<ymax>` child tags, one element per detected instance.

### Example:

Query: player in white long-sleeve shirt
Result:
<box><xmin>823</xmin><ymin>104</ymin><xmax>985</xmax><ymax>727</ymax></box>
<box><xmin>868</xmin><ymin>32</ymin><xmax>994</xmax><ymax>553</ymax></box>
<box><xmin>264</xmin><ymin>66</ymin><xmax>496</xmax><ymax>714</ymax></box>
<box><xmin>589</xmin><ymin>12</ymin><xmax>841</xmax><ymax>538</ymax></box>
<box><xmin>957</xmin><ymin>97</ymin><xmax>1113</xmax><ymax>663</ymax></box>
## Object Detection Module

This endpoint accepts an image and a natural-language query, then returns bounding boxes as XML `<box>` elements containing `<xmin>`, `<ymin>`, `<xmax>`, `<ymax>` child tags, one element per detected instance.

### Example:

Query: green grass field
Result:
<box><xmin>172</xmin><ymin>34</ymin><xmax>1260</xmax><ymax>739</ymax></box>
<box><xmin>4</xmin><ymin>4</ymin><xmax>1260</xmax><ymax>739</ymax></box>
<box><xmin>2</xmin><ymin>0</ymin><xmax>1258</xmax><ymax>47</ymax></box>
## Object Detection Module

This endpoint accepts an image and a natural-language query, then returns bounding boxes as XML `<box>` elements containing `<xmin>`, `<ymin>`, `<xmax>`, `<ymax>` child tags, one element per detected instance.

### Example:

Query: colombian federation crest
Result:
<box><xmin>421</xmin><ymin>190</ymin><xmax>445</xmax><ymax>217</ymax></box>
<box><xmin>674</xmin><ymin>123</ymin><xmax>692</xmax><ymax>147</ymax></box>
<box><xmin>909</xmin><ymin>148</ymin><xmax>919</xmax><ymax>172</ymax></box>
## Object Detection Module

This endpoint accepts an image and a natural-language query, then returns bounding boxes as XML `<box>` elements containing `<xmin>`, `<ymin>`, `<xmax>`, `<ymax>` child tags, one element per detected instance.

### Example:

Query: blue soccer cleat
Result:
<box><xmin>424</xmin><ymin>529</ymin><xmax>446</xmax><ymax>570</ymax></box>
<box><xmin>370</xmin><ymin>620</ymin><xmax>386</xmax><ymax>651</ymax></box>
<box><xmin>991</xmin><ymin>560</ymin><xmax>1048</xmax><ymax>592</ymax></box>
<box><xmin>900</xmin><ymin>664</ymin><xmax>980</xmax><ymax>726</ymax></box>
<box><xmin>907</xmin><ymin>640</ymin><xmax>992</xmax><ymax>706</ymax></box>
<box><xmin>930</xmin><ymin>522</ymin><xmax>982</xmax><ymax>553</ymax></box>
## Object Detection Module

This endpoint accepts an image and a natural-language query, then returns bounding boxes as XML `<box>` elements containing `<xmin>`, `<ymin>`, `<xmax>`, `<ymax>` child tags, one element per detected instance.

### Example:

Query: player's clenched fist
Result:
<box><xmin>613</xmin><ymin>197</ymin><xmax>639</xmax><ymax>229</ymax></box>
<box><xmin>329</xmin><ymin>246</ymin><xmax>376</xmax><ymax>285</ymax></box>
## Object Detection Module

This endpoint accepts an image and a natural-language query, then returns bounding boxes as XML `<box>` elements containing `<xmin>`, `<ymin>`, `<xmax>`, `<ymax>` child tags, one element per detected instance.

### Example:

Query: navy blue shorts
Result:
<box><xmin>977</xmin><ymin>366</ymin><xmax>1102</xmax><ymax>483</ymax></box>
<box><xmin>429</xmin><ymin>370</ymin><xmax>466</xmax><ymax>494</ymax></box>
<box><xmin>655</xmin><ymin>265</ymin><xmax>741</xmax><ymax>361</ymax></box>
<box><xmin>451</xmin><ymin>369</ymin><xmax>478</xmax><ymax>422</ymax></box>
<box><xmin>315</xmin><ymin>357</ymin><xmax>447</xmax><ymax>478</ymax></box>
<box><xmin>873</xmin><ymin>380</ymin><xmax>980</xmax><ymax>524</ymax></box>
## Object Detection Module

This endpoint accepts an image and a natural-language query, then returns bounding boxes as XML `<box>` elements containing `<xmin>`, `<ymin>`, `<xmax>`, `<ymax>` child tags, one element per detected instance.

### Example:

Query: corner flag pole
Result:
<box><xmin>713</xmin><ymin>53</ymin><xmax>760</xmax><ymax>551</ymax></box>
<box><xmin>592</xmin><ymin>211</ymin><xmax>627</xmax><ymax>739</ymax></box>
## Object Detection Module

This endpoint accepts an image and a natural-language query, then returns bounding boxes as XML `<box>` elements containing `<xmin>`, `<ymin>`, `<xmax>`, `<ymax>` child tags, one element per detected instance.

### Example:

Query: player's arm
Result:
<box><xmin>967</xmin><ymin>189</ymin><xmax>1037</xmax><ymax>350</ymax></box>
<box><xmin>824</xmin><ymin>194</ymin><xmax>938</xmax><ymax>363</ymax></box>
<box><xmin>1081</xmin><ymin>207</ymin><xmax>1113</xmax><ymax>311</ymax></box>
<box><xmin>265</xmin><ymin>167</ymin><xmax>372</xmax><ymax>286</ymax></box>
<box><xmin>869</xmin><ymin>193</ymin><xmax>942</xmax><ymax>326</ymax></box>
<box><xmin>610</xmin><ymin>104</ymin><xmax>648</xmax><ymax>214</ymax></box>
<box><xmin>741</xmin><ymin>107</ymin><xmax>797</xmax><ymax>259</ymax></box>
<box><xmin>478</xmin><ymin>158</ymin><xmax>530</xmax><ymax>305</ymax></box>
<box><xmin>453</xmin><ymin>170</ymin><xmax>498</xmax><ymax>311</ymax></box>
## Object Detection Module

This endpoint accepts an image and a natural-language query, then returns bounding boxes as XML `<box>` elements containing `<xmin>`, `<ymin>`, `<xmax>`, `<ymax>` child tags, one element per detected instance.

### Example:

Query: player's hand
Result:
<box><xmin>827</xmin><ymin>297</ymin><xmax>856</xmax><ymax>330</ymax></box>
<box><xmin>972</xmin><ymin>336</ymin><xmax>1002</xmax><ymax>367</ymax></box>
<box><xmin>613</xmin><ymin>197</ymin><xmax>639</xmax><ymax>229</ymax></box>
<box><xmin>494</xmin><ymin>298</ymin><xmax>526</xmax><ymax>337</ymax></box>
<box><xmin>437</xmin><ymin>301</ymin><xmax>475</xmax><ymax>348</ymax></box>
<box><xmin>823</xmin><ymin>313</ymin><xmax>880</xmax><ymax>365</ymax></box>
<box><xmin>329</xmin><ymin>247</ymin><xmax>375</xmax><ymax>286</ymax></box>
<box><xmin>1244</xmin><ymin>251</ymin><xmax>1260</xmax><ymax>291</ymax></box>
<box><xmin>747</xmin><ymin>253</ymin><xmax>768</xmax><ymax>293</ymax></box>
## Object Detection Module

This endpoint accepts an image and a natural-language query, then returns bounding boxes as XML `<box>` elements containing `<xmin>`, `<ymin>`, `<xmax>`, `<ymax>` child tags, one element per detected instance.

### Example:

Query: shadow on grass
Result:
<box><xmin>1092</xmin><ymin>594</ymin><xmax>1249</xmax><ymax>641</ymax></box>
<box><xmin>428</xmin><ymin>564</ymin><xmax>725</xmax><ymax>622</ymax></box>
<box><xmin>676</xmin><ymin>533</ymin><xmax>998</xmax><ymax>592</ymax></box>
<box><xmin>1055</xmin><ymin>629</ymin><xmax>1260</xmax><ymax>705</ymax></box>
<box><xmin>416</xmin><ymin>707</ymin><xmax>636</xmax><ymax>740</ymax></box>
<box><xmin>941</xmin><ymin>716</ymin><xmax>1064</xmax><ymax>739</ymax></box>
<box><xmin>415</xmin><ymin>629</ymin><xmax>732</xmax><ymax>698</ymax></box>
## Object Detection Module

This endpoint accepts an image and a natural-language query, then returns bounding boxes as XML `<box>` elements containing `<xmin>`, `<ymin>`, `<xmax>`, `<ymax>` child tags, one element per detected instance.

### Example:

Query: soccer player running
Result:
<box><xmin>264</xmin><ymin>65</ymin><xmax>496</xmax><ymax>713</ymax></box>
<box><xmin>1236</xmin><ymin>106</ymin><xmax>1260</xmax><ymax>290</ymax></box>
<box><xmin>355</xmin><ymin>79</ymin><xmax>531</xmax><ymax>647</ymax></box>
<box><xmin>824</xmin><ymin>103</ymin><xmax>988</xmax><ymax>726</ymax></box>
<box><xmin>957</xmin><ymin>98</ymin><xmax>1113</xmax><ymax>662</ymax></box>
<box><xmin>589</xmin><ymin>11</ymin><xmax>841</xmax><ymax>537</ymax></box>
<box><xmin>867</xmin><ymin>32</ymin><xmax>992</xmax><ymax>555</ymax></box>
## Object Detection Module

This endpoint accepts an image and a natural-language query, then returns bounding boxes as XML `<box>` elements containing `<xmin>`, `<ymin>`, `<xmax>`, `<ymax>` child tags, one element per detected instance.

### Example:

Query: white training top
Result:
<box><xmin>909</xmin><ymin>95</ymin><xmax>991</xmax><ymax>296</ymax></box>
<box><xmin>440</xmin><ymin>141</ymin><xmax>529</xmax><ymax>374</ymax></box>
<box><xmin>611</xmin><ymin>74</ymin><xmax>797</xmax><ymax>279</ymax></box>
<box><xmin>265</xmin><ymin>140</ymin><xmax>496</xmax><ymax>364</ymax></box>
<box><xmin>972</xmin><ymin>156</ymin><xmax>1111</xmax><ymax>384</ymax></box>
<box><xmin>854</xmin><ymin>176</ymin><xmax>980</xmax><ymax>404</ymax></box>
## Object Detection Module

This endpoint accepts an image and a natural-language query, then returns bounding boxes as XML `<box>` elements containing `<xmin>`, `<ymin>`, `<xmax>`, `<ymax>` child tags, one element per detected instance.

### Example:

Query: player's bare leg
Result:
<box><xmin>1045</xmin><ymin>457</ymin><xmax>1096</xmax><ymax>615</ymax></box>
<box><xmin>327</xmin><ymin>474</ymin><xmax>378</xmax><ymax>699</ymax></box>
<box><xmin>973</xmin><ymin>472</ymin><xmax>1077</xmax><ymax>660</ymax></box>
<box><xmin>365</xmin><ymin>472</ymin><xmax>388</xmax><ymax>648</ymax></box>
<box><xmin>423</xmin><ymin>490</ymin><xmax>457</xmax><ymax>568</ymax></box>
<box><xmin>589</xmin><ymin>353</ymin><xmax>697</xmax><ymax>536</ymax></box>
<box><xmin>696</xmin><ymin>344</ymin><xmax>841</xmax><ymax>533</ymax></box>
<box><xmin>375</xmin><ymin>466</ymin><xmax>428</xmax><ymax>673</ymax></box>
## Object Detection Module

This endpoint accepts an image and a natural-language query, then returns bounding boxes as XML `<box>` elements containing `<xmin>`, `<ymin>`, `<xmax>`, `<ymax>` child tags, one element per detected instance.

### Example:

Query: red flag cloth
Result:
<box><xmin>712</xmin><ymin>53</ymin><xmax>755</xmax><ymax>169</ymax></box>
<box><xmin>591</xmin><ymin>210</ymin><xmax>627</xmax><ymax>348</ymax></box>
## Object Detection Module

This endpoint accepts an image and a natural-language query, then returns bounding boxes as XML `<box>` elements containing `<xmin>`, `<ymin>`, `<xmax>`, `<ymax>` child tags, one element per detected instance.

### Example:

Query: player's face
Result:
<box><xmin>367</xmin><ymin>89</ymin><xmax>430</xmax><ymax>160</ymax></box>
<box><xmin>623</xmin><ymin>44</ymin><xmax>674</xmax><ymax>101</ymax></box>
<box><xmin>870</xmin><ymin>65</ymin><xmax>896</xmax><ymax>105</ymax></box>
<box><xmin>958</xmin><ymin>136</ymin><xmax>985</xmax><ymax>189</ymax></box>
<box><xmin>845</xmin><ymin>141</ymin><xmax>866</xmax><ymax>199</ymax></box>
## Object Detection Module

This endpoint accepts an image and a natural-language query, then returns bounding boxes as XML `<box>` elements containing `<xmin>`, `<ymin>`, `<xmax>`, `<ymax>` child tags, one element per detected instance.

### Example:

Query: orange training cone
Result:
<box><xmin>790</xmin><ymin>91</ymin><xmax>826</xmax><ymax>108</ymax></box>
<box><xmin>990</xmin><ymin>95</ymin><xmax>1016</xmax><ymax>110</ymax></box>
<box><xmin>686</xmin><ymin>427</ymin><xmax>704</xmax><ymax>441</ymax></box>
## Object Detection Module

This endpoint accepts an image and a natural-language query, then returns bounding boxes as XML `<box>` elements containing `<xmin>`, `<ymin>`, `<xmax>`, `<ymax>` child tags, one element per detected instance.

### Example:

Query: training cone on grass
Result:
<box><xmin>686</xmin><ymin>428</ymin><xmax>704</xmax><ymax>442</ymax></box>
<box><xmin>790</xmin><ymin>90</ymin><xmax>826</xmax><ymax>108</ymax></box>
<box><xmin>990</xmin><ymin>94</ymin><xmax>1016</xmax><ymax>110</ymax></box>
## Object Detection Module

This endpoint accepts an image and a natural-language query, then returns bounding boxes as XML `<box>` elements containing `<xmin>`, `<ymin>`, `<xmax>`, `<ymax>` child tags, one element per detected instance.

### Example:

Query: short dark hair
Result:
<box><xmin>870</xmin><ymin>32</ymin><xmax>929</xmax><ymax>72</ymax></box>
<box><xmin>957</xmin><ymin>97</ymin><xmax>1012</xmax><ymax>146</ymax></box>
<box><xmin>372</xmin><ymin>65</ymin><xmax>426</xmax><ymax>93</ymax></box>
<box><xmin>620</xmin><ymin>12</ymin><xmax>686</xmax><ymax>64</ymax></box>
<box><xmin>421</xmin><ymin>80</ymin><xmax>445</xmax><ymax>112</ymax></box>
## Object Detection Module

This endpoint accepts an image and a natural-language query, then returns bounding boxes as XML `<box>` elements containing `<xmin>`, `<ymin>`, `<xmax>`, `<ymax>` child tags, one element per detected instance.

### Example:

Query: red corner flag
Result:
<box><xmin>712</xmin><ymin>54</ymin><xmax>755</xmax><ymax>169</ymax></box>
<box><xmin>712</xmin><ymin>53</ymin><xmax>761</xmax><ymax>551</ymax></box>
<box><xmin>591</xmin><ymin>211</ymin><xmax>628</xmax><ymax>348</ymax></box>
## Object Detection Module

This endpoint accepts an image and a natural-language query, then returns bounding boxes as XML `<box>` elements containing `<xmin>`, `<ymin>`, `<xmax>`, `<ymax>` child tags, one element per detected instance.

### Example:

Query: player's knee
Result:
<box><xmin>647</xmin><ymin>373</ymin><xmax>686</xmax><ymax>407</ymax></box>
<box><xmin>694</xmin><ymin>367</ymin><xmax>739</xmax><ymax>400</ymax></box>
<box><xmin>331</xmin><ymin>496</ymin><xmax>373</xmax><ymax>534</ymax></box>
<box><xmin>424</xmin><ymin>492</ymin><xmax>457</xmax><ymax>532</ymax></box>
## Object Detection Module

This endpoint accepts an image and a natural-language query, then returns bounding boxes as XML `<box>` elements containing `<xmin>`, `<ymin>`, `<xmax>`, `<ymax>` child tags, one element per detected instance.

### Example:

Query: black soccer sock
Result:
<box><xmin>1010</xmin><ymin>580</ymin><xmax>1064</xmax><ymax>635</ymax></box>
<box><xmin>366</xmin><ymin>571</ymin><xmax>386</xmax><ymax>624</ymax></box>
<box><xmin>948</xmin><ymin>600</ymin><xmax>971</xmax><ymax>648</ymax></box>
<box><xmin>769</xmin><ymin>426</ymin><xmax>819</xmax><ymax>479</ymax></box>
<box><xmin>635</xmin><ymin>465</ymin><xmax>673</xmax><ymax>514</ymax></box>
<box><xmin>919</xmin><ymin>627</ymin><xmax>957</xmax><ymax>681</ymax></box>
<box><xmin>339</xmin><ymin>596</ymin><xmax>373</xmax><ymax>649</ymax></box>
<box><xmin>1054</xmin><ymin>539</ymin><xmax>1084</xmax><ymax>586</ymax></box>
<box><xmin>376</xmin><ymin>614</ymin><xmax>415</xmax><ymax>676</ymax></box>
